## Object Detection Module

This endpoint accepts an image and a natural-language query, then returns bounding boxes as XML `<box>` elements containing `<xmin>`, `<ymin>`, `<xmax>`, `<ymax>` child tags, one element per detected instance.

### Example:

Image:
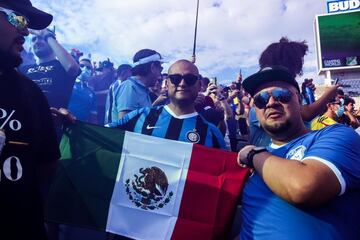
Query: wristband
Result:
<box><xmin>243</xmin><ymin>147</ymin><xmax>267</xmax><ymax>168</ymax></box>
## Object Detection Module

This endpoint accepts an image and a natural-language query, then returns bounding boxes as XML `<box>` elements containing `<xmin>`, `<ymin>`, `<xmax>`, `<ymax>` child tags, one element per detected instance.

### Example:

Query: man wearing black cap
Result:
<box><xmin>236</xmin><ymin>66</ymin><xmax>360</xmax><ymax>239</ymax></box>
<box><xmin>0</xmin><ymin>0</ymin><xmax>60</xmax><ymax>239</ymax></box>
<box><xmin>109</xmin><ymin>49</ymin><xmax>164</xmax><ymax>121</ymax></box>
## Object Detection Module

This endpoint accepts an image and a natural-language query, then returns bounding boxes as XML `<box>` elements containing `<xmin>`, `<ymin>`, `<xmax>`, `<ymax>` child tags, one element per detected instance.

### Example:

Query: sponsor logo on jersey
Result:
<box><xmin>146</xmin><ymin>124</ymin><xmax>161</xmax><ymax>130</ymax></box>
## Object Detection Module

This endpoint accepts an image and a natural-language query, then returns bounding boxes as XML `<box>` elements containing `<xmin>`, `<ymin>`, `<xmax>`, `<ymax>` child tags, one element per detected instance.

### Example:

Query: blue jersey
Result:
<box><xmin>108</xmin><ymin>105</ymin><xmax>227</xmax><ymax>149</ymax></box>
<box><xmin>104</xmin><ymin>77</ymin><xmax>152</xmax><ymax>124</ymax></box>
<box><xmin>68</xmin><ymin>81</ymin><xmax>96</xmax><ymax>122</ymax></box>
<box><xmin>241</xmin><ymin>124</ymin><xmax>360</xmax><ymax>240</ymax></box>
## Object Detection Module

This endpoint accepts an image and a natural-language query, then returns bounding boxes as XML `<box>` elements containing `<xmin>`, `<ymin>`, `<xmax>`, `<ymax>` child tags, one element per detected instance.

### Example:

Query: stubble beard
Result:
<box><xmin>0</xmin><ymin>48</ymin><xmax>22</xmax><ymax>70</ymax></box>
<box><xmin>262</xmin><ymin>119</ymin><xmax>293</xmax><ymax>137</ymax></box>
<box><xmin>169</xmin><ymin>93</ymin><xmax>197</xmax><ymax>109</ymax></box>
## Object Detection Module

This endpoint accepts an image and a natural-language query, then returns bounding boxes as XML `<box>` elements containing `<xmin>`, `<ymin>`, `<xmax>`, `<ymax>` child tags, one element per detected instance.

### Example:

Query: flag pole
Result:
<box><xmin>191</xmin><ymin>0</ymin><xmax>200</xmax><ymax>63</ymax></box>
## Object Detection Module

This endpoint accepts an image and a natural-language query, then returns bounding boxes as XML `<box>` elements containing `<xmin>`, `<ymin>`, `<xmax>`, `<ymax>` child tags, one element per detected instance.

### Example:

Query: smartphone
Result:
<box><xmin>211</xmin><ymin>77</ymin><xmax>217</xmax><ymax>85</ymax></box>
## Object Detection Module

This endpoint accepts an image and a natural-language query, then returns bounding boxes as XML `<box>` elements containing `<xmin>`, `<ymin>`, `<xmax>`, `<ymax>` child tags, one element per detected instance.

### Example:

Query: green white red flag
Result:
<box><xmin>46</xmin><ymin>121</ymin><xmax>249</xmax><ymax>239</ymax></box>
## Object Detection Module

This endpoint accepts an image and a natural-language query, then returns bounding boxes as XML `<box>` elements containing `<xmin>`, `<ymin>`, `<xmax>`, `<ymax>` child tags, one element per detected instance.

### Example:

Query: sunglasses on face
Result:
<box><xmin>168</xmin><ymin>74</ymin><xmax>199</xmax><ymax>86</ymax></box>
<box><xmin>80</xmin><ymin>64</ymin><xmax>92</xmax><ymax>70</ymax></box>
<box><xmin>0</xmin><ymin>7</ymin><xmax>29</xmax><ymax>31</ymax></box>
<box><xmin>253</xmin><ymin>88</ymin><xmax>293</xmax><ymax>109</ymax></box>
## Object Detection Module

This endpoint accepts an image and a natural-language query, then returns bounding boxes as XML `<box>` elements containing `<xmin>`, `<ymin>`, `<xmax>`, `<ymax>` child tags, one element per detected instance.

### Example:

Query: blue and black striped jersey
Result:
<box><xmin>110</xmin><ymin>105</ymin><xmax>227</xmax><ymax>149</ymax></box>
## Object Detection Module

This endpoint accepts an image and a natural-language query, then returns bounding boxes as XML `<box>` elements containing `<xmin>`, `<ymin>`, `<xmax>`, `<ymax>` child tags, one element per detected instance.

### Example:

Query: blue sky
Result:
<box><xmin>30</xmin><ymin>0</ymin><xmax>329</xmax><ymax>85</ymax></box>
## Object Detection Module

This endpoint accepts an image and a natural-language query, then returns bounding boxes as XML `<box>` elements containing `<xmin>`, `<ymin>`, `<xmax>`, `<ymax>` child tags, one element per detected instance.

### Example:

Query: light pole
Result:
<box><xmin>192</xmin><ymin>0</ymin><xmax>200</xmax><ymax>63</ymax></box>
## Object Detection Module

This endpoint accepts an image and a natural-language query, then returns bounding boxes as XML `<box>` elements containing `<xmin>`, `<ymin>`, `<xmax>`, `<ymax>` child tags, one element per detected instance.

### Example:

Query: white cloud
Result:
<box><xmin>31</xmin><ymin>0</ymin><xmax>327</xmax><ymax>84</ymax></box>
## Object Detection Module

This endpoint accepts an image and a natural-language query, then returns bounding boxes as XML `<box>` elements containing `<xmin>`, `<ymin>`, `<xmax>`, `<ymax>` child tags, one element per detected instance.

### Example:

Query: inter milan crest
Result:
<box><xmin>186</xmin><ymin>129</ymin><xmax>200</xmax><ymax>143</ymax></box>
<box><xmin>125</xmin><ymin>166</ymin><xmax>173</xmax><ymax>210</ymax></box>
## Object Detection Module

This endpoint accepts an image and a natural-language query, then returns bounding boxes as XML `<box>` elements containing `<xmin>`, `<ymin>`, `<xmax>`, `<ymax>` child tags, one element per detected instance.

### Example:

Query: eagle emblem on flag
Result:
<box><xmin>125</xmin><ymin>166</ymin><xmax>174</xmax><ymax>210</ymax></box>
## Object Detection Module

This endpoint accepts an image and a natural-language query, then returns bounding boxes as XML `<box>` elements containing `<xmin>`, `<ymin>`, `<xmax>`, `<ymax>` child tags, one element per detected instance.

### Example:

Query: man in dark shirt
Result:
<box><xmin>0</xmin><ymin>0</ymin><xmax>60</xmax><ymax>239</ymax></box>
<box><xmin>21</xmin><ymin>24</ymin><xmax>79</xmax><ymax>109</ymax></box>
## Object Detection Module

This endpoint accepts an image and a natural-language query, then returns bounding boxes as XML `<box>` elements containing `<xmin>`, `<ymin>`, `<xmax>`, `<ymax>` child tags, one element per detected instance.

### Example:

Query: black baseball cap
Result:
<box><xmin>0</xmin><ymin>0</ymin><xmax>53</xmax><ymax>30</ymax></box>
<box><xmin>242</xmin><ymin>66</ymin><xmax>300</xmax><ymax>96</ymax></box>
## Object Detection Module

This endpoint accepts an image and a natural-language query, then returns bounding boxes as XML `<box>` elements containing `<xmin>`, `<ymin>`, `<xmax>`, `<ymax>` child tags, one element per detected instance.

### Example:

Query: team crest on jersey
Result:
<box><xmin>286</xmin><ymin>145</ymin><xmax>307</xmax><ymax>160</ymax></box>
<box><xmin>125</xmin><ymin>166</ymin><xmax>173</xmax><ymax>210</ymax></box>
<box><xmin>186</xmin><ymin>129</ymin><xmax>200</xmax><ymax>143</ymax></box>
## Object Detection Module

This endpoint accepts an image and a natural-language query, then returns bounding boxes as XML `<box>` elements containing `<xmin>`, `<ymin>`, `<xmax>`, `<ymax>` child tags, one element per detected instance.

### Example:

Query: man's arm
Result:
<box><xmin>344</xmin><ymin>111</ymin><xmax>360</xmax><ymax>128</ymax></box>
<box><xmin>118</xmin><ymin>110</ymin><xmax>131</xmax><ymax>119</ymax></box>
<box><xmin>47</xmin><ymin>37</ymin><xmax>79</xmax><ymax>77</ymax></box>
<box><xmin>238</xmin><ymin>145</ymin><xmax>341</xmax><ymax>207</ymax></box>
<box><xmin>300</xmin><ymin>85</ymin><xmax>339</xmax><ymax>121</ymax></box>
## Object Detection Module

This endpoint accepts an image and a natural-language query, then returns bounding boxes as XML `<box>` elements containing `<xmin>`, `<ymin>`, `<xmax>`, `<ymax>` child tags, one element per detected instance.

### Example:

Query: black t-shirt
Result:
<box><xmin>21</xmin><ymin>59</ymin><xmax>76</xmax><ymax>108</ymax></box>
<box><xmin>0</xmin><ymin>69</ymin><xmax>60</xmax><ymax>239</ymax></box>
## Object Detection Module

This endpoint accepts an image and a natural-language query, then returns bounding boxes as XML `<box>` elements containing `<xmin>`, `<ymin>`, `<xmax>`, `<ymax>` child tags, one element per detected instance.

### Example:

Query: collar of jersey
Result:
<box><xmin>129</xmin><ymin>77</ymin><xmax>148</xmax><ymax>89</ymax></box>
<box><xmin>164</xmin><ymin>105</ymin><xmax>198</xmax><ymax>119</ymax></box>
<box><xmin>269</xmin><ymin>142</ymin><xmax>287</xmax><ymax>149</ymax></box>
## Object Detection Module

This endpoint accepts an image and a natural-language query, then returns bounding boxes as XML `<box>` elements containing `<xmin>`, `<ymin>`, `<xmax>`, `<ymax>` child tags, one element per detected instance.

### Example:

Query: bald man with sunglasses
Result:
<box><xmin>235</xmin><ymin>66</ymin><xmax>360</xmax><ymax>239</ymax></box>
<box><xmin>0</xmin><ymin>0</ymin><xmax>60</xmax><ymax>239</ymax></box>
<box><xmin>107</xmin><ymin>59</ymin><xmax>226</xmax><ymax>149</ymax></box>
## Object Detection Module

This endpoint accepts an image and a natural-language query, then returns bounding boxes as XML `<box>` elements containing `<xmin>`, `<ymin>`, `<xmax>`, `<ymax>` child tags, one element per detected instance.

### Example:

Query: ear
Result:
<box><xmin>195</xmin><ymin>79</ymin><xmax>201</xmax><ymax>92</ymax></box>
<box><xmin>297</xmin><ymin>94</ymin><xmax>302</xmax><ymax>104</ymax></box>
<box><xmin>150</xmin><ymin>63</ymin><xmax>156</xmax><ymax>73</ymax></box>
<box><xmin>327</xmin><ymin>103</ymin><xmax>333</xmax><ymax>110</ymax></box>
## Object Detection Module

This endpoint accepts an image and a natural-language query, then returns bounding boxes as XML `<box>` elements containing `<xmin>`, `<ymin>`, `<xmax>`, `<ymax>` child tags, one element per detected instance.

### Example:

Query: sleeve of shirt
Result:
<box><xmin>210</xmin><ymin>125</ymin><xmax>228</xmax><ymax>150</ymax></box>
<box><xmin>116</xmin><ymin>81</ymin><xmax>139</xmax><ymax>112</ymax></box>
<box><xmin>106</xmin><ymin>108</ymin><xmax>145</xmax><ymax>132</ymax></box>
<box><xmin>302</xmin><ymin>124</ymin><xmax>360</xmax><ymax>193</ymax></box>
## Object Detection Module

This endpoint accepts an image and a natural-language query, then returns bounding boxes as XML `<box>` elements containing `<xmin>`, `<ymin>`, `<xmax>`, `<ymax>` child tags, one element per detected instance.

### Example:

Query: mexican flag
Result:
<box><xmin>46</xmin><ymin>121</ymin><xmax>249</xmax><ymax>239</ymax></box>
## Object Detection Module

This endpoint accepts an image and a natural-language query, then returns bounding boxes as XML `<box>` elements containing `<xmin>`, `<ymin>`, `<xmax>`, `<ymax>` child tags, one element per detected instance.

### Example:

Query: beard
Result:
<box><xmin>169</xmin><ymin>92</ymin><xmax>198</xmax><ymax>108</ymax></box>
<box><xmin>0</xmin><ymin>48</ymin><xmax>22</xmax><ymax>70</ymax></box>
<box><xmin>262</xmin><ymin>118</ymin><xmax>293</xmax><ymax>135</ymax></box>
<box><xmin>33</xmin><ymin>48</ymin><xmax>51</xmax><ymax>59</ymax></box>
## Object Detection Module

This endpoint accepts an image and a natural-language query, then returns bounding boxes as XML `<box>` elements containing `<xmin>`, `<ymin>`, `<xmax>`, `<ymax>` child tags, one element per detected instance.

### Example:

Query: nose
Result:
<box><xmin>266</xmin><ymin>95</ymin><xmax>279</xmax><ymax>107</ymax></box>
<box><xmin>178</xmin><ymin>78</ymin><xmax>187</xmax><ymax>87</ymax></box>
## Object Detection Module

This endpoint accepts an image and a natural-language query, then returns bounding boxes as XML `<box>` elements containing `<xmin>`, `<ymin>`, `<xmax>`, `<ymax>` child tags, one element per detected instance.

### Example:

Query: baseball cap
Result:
<box><xmin>0</xmin><ymin>0</ymin><xmax>53</xmax><ymax>30</ymax></box>
<box><xmin>242</xmin><ymin>66</ymin><xmax>300</xmax><ymax>96</ymax></box>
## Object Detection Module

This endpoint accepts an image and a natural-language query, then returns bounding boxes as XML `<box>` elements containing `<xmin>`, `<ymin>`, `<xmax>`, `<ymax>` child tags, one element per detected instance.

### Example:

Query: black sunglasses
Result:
<box><xmin>253</xmin><ymin>88</ymin><xmax>293</xmax><ymax>109</ymax></box>
<box><xmin>168</xmin><ymin>74</ymin><xmax>199</xmax><ymax>86</ymax></box>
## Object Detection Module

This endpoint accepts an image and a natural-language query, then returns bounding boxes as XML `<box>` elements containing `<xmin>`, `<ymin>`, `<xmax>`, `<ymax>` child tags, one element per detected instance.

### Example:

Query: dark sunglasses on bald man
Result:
<box><xmin>168</xmin><ymin>74</ymin><xmax>199</xmax><ymax>86</ymax></box>
<box><xmin>253</xmin><ymin>88</ymin><xmax>293</xmax><ymax>109</ymax></box>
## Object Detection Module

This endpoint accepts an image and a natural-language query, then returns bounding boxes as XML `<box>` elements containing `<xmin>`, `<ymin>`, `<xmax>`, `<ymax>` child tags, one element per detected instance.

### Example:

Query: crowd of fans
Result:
<box><xmin>18</xmin><ymin>30</ymin><xmax>360</xmax><ymax>152</ymax></box>
<box><xmin>2</xmin><ymin>1</ymin><xmax>360</xmax><ymax>239</ymax></box>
